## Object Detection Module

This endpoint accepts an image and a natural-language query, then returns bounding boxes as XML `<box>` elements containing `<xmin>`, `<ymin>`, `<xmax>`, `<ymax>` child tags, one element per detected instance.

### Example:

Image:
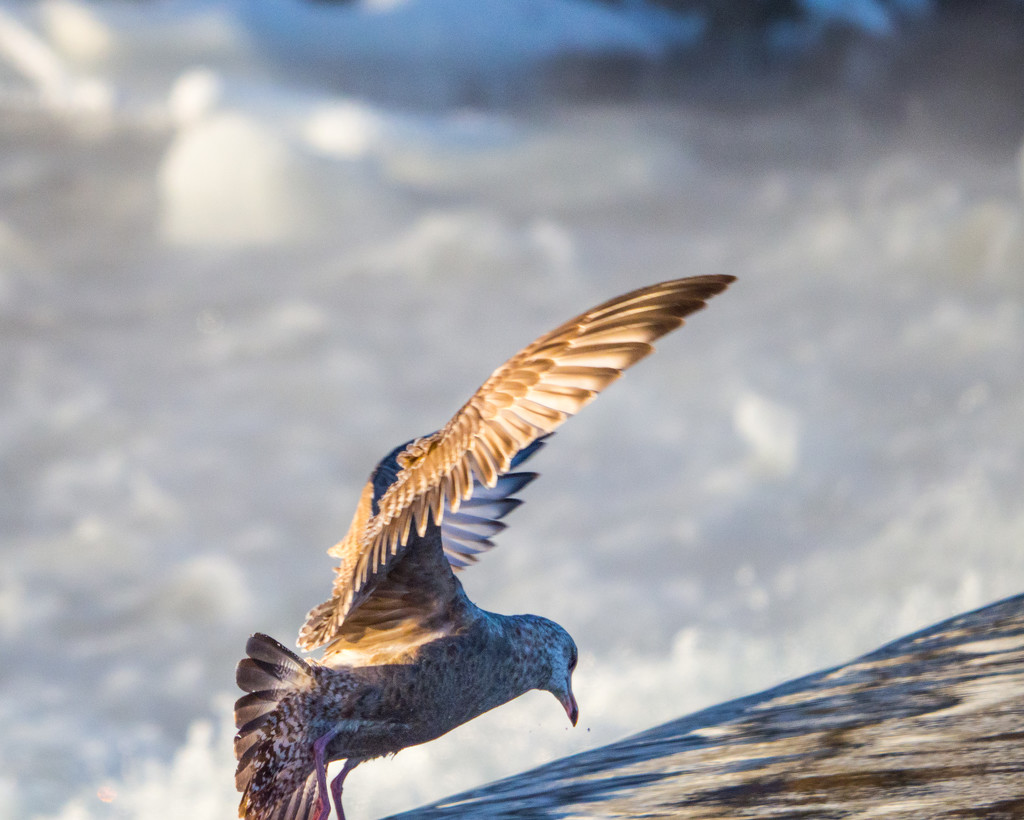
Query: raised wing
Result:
<box><xmin>298</xmin><ymin>275</ymin><xmax>735</xmax><ymax>654</ymax></box>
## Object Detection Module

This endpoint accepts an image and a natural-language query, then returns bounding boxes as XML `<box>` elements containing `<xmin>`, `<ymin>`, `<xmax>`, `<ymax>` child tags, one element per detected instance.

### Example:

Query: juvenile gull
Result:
<box><xmin>234</xmin><ymin>275</ymin><xmax>735</xmax><ymax>820</ymax></box>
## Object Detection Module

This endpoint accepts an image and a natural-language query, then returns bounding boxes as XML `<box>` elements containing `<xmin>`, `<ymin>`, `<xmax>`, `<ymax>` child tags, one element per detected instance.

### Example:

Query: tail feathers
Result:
<box><xmin>234</xmin><ymin>633</ymin><xmax>320</xmax><ymax>820</ymax></box>
<box><xmin>237</xmin><ymin>633</ymin><xmax>313</xmax><ymax>702</ymax></box>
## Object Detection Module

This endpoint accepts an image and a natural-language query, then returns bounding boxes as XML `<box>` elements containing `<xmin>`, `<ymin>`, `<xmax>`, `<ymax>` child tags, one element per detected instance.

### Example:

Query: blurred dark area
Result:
<box><xmin>558</xmin><ymin>1</ymin><xmax>1024</xmax><ymax>150</ymax></box>
<box><xmin>289</xmin><ymin>0</ymin><xmax>1024</xmax><ymax>149</ymax></box>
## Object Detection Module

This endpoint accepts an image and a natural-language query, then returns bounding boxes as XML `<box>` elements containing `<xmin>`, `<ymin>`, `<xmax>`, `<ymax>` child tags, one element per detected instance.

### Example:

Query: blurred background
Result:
<box><xmin>2</xmin><ymin>1</ymin><xmax>1023</xmax><ymax>818</ymax></box>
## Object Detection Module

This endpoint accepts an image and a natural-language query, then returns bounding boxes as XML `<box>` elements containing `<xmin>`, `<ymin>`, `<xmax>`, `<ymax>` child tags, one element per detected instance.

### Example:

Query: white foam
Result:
<box><xmin>0</xmin><ymin>5</ymin><xmax>113</xmax><ymax>112</ymax></box>
<box><xmin>38</xmin><ymin>711</ymin><xmax>239</xmax><ymax>820</ymax></box>
<box><xmin>167</xmin><ymin>67</ymin><xmax>224</xmax><ymax>127</ymax></box>
<box><xmin>304</xmin><ymin>101</ymin><xmax>385</xmax><ymax>160</ymax></box>
<box><xmin>157</xmin><ymin>111</ymin><xmax>319</xmax><ymax>245</ymax></box>
<box><xmin>734</xmin><ymin>392</ymin><xmax>800</xmax><ymax>477</ymax></box>
<box><xmin>38</xmin><ymin>0</ymin><xmax>113</xmax><ymax>65</ymax></box>
<box><xmin>4</xmin><ymin>5</ymin><xmax>1024</xmax><ymax>819</ymax></box>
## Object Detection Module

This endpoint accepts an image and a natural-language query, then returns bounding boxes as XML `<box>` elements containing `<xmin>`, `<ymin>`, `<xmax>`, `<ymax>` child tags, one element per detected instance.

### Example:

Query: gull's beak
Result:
<box><xmin>559</xmin><ymin>687</ymin><xmax>579</xmax><ymax>727</ymax></box>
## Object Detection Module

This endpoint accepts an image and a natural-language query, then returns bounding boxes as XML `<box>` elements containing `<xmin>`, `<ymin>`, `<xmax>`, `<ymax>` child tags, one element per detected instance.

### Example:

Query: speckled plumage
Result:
<box><xmin>234</xmin><ymin>276</ymin><xmax>734</xmax><ymax>820</ymax></box>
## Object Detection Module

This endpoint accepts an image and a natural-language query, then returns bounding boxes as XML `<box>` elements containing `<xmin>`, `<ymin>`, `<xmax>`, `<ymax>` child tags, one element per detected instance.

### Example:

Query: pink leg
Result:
<box><xmin>330</xmin><ymin>758</ymin><xmax>360</xmax><ymax>820</ymax></box>
<box><xmin>312</xmin><ymin>729</ymin><xmax>340</xmax><ymax>820</ymax></box>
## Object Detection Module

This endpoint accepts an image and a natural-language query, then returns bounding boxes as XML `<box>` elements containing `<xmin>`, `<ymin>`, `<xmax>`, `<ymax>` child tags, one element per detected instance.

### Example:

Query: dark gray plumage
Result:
<box><xmin>234</xmin><ymin>276</ymin><xmax>735</xmax><ymax>820</ymax></box>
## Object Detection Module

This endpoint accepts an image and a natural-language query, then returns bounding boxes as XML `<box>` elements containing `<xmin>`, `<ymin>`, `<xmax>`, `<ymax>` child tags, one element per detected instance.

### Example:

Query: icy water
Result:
<box><xmin>2</xmin><ymin>3</ymin><xmax>1024</xmax><ymax>820</ymax></box>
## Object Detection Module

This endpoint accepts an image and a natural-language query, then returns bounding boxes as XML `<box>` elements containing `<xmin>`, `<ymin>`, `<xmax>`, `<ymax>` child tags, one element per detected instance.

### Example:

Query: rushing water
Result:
<box><xmin>1</xmin><ymin>2</ymin><xmax>1023</xmax><ymax>819</ymax></box>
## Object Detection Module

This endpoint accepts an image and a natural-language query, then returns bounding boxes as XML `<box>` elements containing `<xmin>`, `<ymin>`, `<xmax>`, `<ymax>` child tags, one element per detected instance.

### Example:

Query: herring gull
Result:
<box><xmin>234</xmin><ymin>275</ymin><xmax>735</xmax><ymax>820</ymax></box>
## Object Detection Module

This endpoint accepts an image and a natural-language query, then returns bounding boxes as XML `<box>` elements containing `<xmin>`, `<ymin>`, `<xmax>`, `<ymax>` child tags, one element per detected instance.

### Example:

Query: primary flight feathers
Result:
<box><xmin>298</xmin><ymin>275</ymin><xmax>734</xmax><ymax>655</ymax></box>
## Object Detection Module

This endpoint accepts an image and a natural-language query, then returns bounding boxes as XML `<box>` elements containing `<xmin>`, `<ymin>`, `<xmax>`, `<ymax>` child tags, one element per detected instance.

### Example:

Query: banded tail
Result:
<box><xmin>234</xmin><ymin>633</ymin><xmax>323</xmax><ymax>820</ymax></box>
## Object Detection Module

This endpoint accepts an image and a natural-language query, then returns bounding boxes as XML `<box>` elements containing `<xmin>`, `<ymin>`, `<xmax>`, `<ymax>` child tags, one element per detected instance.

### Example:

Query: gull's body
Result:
<box><xmin>234</xmin><ymin>276</ymin><xmax>734</xmax><ymax>820</ymax></box>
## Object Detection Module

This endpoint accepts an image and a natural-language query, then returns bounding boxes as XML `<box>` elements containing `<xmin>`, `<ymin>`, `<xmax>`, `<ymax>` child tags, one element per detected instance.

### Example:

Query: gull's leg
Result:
<box><xmin>311</xmin><ymin>728</ymin><xmax>340</xmax><ymax>820</ymax></box>
<box><xmin>330</xmin><ymin>758</ymin><xmax>361</xmax><ymax>820</ymax></box>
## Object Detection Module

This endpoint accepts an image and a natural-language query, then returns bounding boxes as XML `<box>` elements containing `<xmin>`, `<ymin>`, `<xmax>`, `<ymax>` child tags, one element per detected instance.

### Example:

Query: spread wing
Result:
<box><xmin>298</xmin><ymin>275</ymin><xmax>735</xmax><ymax>655</ymax></box>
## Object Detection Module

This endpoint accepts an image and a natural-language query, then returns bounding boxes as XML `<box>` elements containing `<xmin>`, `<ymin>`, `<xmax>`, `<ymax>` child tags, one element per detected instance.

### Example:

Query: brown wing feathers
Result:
<box><xmin>298</xmin><ymin>275</ymin><xmax>734</xmax><ymax>653</ymax></box>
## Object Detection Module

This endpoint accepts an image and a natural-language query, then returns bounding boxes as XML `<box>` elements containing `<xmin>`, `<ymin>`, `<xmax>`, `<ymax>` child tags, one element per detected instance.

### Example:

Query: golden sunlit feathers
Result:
<box><xmin>298</xmin><ymin>275</ymin><xmax>735</xmax><ymax>654</ymax></box>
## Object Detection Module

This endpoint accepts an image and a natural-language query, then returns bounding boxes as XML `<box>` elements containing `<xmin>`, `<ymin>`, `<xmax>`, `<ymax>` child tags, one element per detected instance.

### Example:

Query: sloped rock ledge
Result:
<box><xmin>394</xmin><ymin>593</ymin><xmax>1024</xmax><ymax>818</ymax></box>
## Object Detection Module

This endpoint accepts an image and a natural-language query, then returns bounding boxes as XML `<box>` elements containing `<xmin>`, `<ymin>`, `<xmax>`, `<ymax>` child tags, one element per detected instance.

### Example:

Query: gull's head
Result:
<box><xmin>548</xmin><ymin>636</ymin><xmax>579</xmax><ymax>727</ymax></box>
<box><xmin>520</xmin><ymin>616</ymin><xmax>579</xmax><ymax>727</ymax></box>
